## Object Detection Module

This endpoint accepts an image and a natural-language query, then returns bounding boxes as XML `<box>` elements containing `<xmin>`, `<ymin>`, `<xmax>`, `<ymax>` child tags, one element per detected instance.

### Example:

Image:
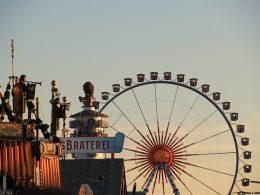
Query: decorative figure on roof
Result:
<box><xmin>61</xmin><ymin>96</ymin><xmax>70</xmax><ymax>137</ymax></box>
<box><xmin>11</xmin><ymin>74</ymin><xmax>41</xmax><ymax>120</ymax></box>
<box><xmin>4</xmin><ymin>81</ymin><xmax>11</xmax><ymax>101</ymax></box>
<box><xmin>0</xmin><ymin>82</ymin><xmax>12</xmax><ymax>121</ymax></box>
<box><xmin>51</xmin><ymin>80</ymin><xmax>60</xmax><ymax>99</ymax></box>
<box><xmin>79</xmin><ymin>82</ymin><xmax>94</xmax><ymax>107</ymax></box>
<box><xmin>35</xmin><ymin>117</ymin><xmax>50</xmax><ymax>139</ymax></box>
<box><xmin>0</xmin><ymin>83</ymin><xmax>16</xmax><ymax>122</ymax></box>
<box><xmin>0</xmin><ymin>86</ymin><xmax>5</xmax><ymax>121</ymax></box>
<box><xmin>50</xmin><ymin>80</ymin><xmax>70</xmax><ymax>142</ymax></box>
<box><xmin>12</xmin><ymin>74</ymin><xmax>27</xmax><ymax>120</ymax></box>
<box><xmin>50</xmin><ymin>96</ymin><xmax>61</xmax><ymax>136</ymax></box>
<box><xmin>26</xmin><ymin>83</ymin><xmax>36</xmax><ymax>119</ymax></box>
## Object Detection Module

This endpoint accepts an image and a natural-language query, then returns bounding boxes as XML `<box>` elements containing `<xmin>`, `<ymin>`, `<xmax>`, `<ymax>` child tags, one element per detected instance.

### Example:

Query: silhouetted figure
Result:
<box><xmin>0</xmin><ymin>84</ymin><xmax>16</xmax><ymax>122</ymax></box>
<box><xmin>26</xmin><ymin>83</ymin><xmax>37</xmax><ymax>119</ymax></box>
<box><xmin>4</xmin><ymin>82</ymin><xmax>11</xmax><ymax>101</ymax></box>
<box><xmin>50</xmin><ymin>81</ymin><xmax>70</xmax><ymax>142</ymax></box>
<box><xmin>50</xmin><ymin>97</ymin><xmax>62</xmax><ymax>136</ymax></box>
<box><xmin>12</xmin><ymin>75</ymin><xmax>27</xmax><ymax>120</ymax></box>
<box><xmin>80</xmin><ymin>82</ymin><xmax>94</xmax><ymax>107</ymax></box>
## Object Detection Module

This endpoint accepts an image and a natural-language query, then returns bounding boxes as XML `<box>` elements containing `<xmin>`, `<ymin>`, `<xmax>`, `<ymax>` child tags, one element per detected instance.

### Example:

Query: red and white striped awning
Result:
<box><xmin>40</xmin><ymin>155</ymin><xmax>61</xmax><ymax>189</ymax></box>
<box><xmin>0</xmin><ymin>140</ymin><xmax>33</xmax><ymax>181</ymax></box>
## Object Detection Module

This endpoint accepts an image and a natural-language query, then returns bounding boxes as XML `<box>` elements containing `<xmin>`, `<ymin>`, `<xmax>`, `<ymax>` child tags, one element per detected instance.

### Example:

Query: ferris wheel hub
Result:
<box><xmin>149</xmin><ymin>146</ymin><xmax>173</xmax><ymax>165</ymax></box>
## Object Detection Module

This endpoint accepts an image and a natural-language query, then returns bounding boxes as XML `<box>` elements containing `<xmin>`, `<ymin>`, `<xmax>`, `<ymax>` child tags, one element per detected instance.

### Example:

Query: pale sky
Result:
<box><xmin>0</xmin><ymin>0</ymin><xmax>259</xmax><ymax>194</ymax></box>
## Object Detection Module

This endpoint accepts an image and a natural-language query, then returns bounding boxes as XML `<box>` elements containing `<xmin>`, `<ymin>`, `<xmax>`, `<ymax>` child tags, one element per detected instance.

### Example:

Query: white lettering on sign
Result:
<box><xmin>61</xmin><ymin>132</ymin><xmax>125</xmax><ymax>154</ymax></box>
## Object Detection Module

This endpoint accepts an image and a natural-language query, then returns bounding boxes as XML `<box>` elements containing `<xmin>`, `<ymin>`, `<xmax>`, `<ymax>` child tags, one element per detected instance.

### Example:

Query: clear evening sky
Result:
<box><xmin>0</xmin><ymin>0</ymin><xmax>259</xmax><ymax>193</ymax></box>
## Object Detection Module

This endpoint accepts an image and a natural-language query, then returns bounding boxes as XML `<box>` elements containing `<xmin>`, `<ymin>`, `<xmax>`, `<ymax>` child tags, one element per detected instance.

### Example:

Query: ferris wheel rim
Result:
<box><xmin>99</xmin><ymin>79</ymin><xmax>239</xmax><ymax>194</ymax></box>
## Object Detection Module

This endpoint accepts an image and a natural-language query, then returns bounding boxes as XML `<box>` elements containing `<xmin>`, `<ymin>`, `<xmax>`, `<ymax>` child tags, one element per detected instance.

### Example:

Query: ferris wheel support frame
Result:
<box><xmin>100</xmin><ymin>80</ymin><xmax>239</xmax><ymax>195</ymax></box>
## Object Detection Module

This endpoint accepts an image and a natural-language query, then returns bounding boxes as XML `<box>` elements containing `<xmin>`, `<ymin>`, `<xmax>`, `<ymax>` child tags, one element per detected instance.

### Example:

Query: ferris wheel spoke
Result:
<box><xmin>174</xmin><ymin>159</ymin><xmax>235</xmax><ymax>177</ymax></box>
<box><xmin>239</xmin><ymin>158</ymin><xmax>247</xmax><ymax>165</ymax></box>
<box><xmin>127</xmin><ymin>127</ymin><xmax>136</xmax><ymax>137</ymax></box>
<box><xmin>171</xmin><ymin>148</ymin><xmax>187</xmax><ymax>157</ymax></box>
<box><xmin>173</xmin><ymin>129</ymin><xmax>230</xmax><ymax>152</ymax></box>
<box><xmin>131</xmin><ymin>89</ymin><xmax>157</xmax><ymax>146</ymax></box>
<box><xmin>153</xmin><ymin>132</ymin><xmax>159</xmax><ymax>147</ymax></box>
<box><xmin>166</xmin><ymin>135</ymin><xmax>179</xmax><ymax>149</ymax></box>
<box><xmin>134</xmin><ymin>140</ymin><xmax>151</xmax><ymax>152</ymax></box>
<box><xmin>145</xmin><ymin>134</ymin><xmax>157</xmax><ymax>148</ymax></box>
<box><xmin>112</xmin><ymin>101</ymin><xmax>155</xmax><ymax>148</ymax></box>
<box><xmin>164</xmin><ymin>133</ymin><xmax>174</xmax><ymax>147</ymax></box>
<box><xmin>167</xmin><ymin>126</ymin><xmax>181</xmax><ymax>147</ymax></box>
<box><xmin>135</xmin><ymin>154</ymin><xmax>147</xmax><ymax>158</ymax></box>
<box><xmin>126</xmin><ymin>161</ymin><xmax>150</xmax><ymax>173</ymax></box>
<box><xmin>109</xmin><ymin>124</ymin><xmax>151</xmax><ymax>151</ymax></box>
<box><xmin>173</xmin><ymin>94</ymin><xmax>200</xmax><ymax>137</ymax></box>
<box><xmin>154</xmin><ymin>84</ymin><xmax>160</xmax><ymax>145</ymax></box>
<box><xmin>160</xmin><ymin>131</ymin><xmax>164</xmax><ymax>146</ymax></box>
<box><xmin>173</xmin><ymin>156</ymin><xmax>187</xmax><ymax>161</ymax></box>
<box><xmin>172</xmin><ymin>161</ymin><xmax>186</xmax><ymax>170</ymax></box>
<box><xmin>169</xmin><ymin>140</ymin><xmax>183</xmax><ymax>152</ymax></box>
<box><xmin>172</xmin><ymin>109</ymin><xmax>218</xmax><ymax>149</ymax></box>
<box><xmin>124</xmin><ymin>147</ymin><xmax>147</xmax><ymax>155</ymax></box>
<box><xmin>235</xmin><ymin>183</ymin><xmax>242</xmax><ymax>192</ymax></box>
<box><xmin>110</xmin><ymin>125</ymin><xmax>152</xmax><ymax>152</ymax></box>
<box><xmin>169</xmin><ymin>166</ymin><xmax>193</xmax><ymax>195</ymax></box>
<box><xmin>136</xmin><ymin>145</ymin><xmax>151</xmax><ymax>154</ymax></box>
<box><xmin>175</xmin><ymin>151</ymin><xmax>236</xmax><ymax>158</ymax></box>
<box><xmin>111</xmin><ymin>113</ymin><xmax>124</xmax><ymax>126</ymax></box>
<box><xmin>164</xmin><ymin>86</ymin><xmax>179</xmax><ymax>145</ymax></box>
<box><xmin>135</xmin><ymin>160</ymin><xmax>150</xmax><ymax>165</ymax></box>
<box><xmin>152</xmin><ymin>169</ymin><xmax>159</xmax><ymax>194</ymax></box>
<box><xmin>238</xmin><ymin>146</ymin><xmax>247</xmax><ymax>152</ymax></box>
<box><xmin>127</xmin><ymin>164</ymin><xmax>153</xmax><ymax>186</ymax></box>
<box><xmin>124</xmin><ymin>157</ymin><xmax>147</xmax><ymax>162</ymax></box>
<box><xmin>179</xmin><ymin>94</ymin><xmax>200</xmax><ymax>128</ymax></box>
<box><xmin>172</xmin><ymin>162</ymin><xmax>186</xmax><ymax>175</ymax></box>
<box><xmin>238</xmin><ymin>171</ymin><xmax>245</xmax><ymax>178</ymax></box>
<box><xmin>173</xmin><ymin>164</ymin><xmax>221</xmax><ymax>195</ymax></box>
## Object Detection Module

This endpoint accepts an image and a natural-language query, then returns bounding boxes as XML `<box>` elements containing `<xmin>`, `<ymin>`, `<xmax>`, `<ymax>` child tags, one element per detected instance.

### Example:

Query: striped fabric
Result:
<box><xmin>40</xmin><ymin>155</ymin><xmax>61</xmax><ymax>189</ymax></box>
<box><xmin>0</xmin><ymin>140</ymin><xmax>33</xmax><ymax>181</ymax></box>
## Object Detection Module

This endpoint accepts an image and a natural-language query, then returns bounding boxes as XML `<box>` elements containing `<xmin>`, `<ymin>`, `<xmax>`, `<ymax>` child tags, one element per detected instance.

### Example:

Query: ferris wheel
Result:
<box><xmin>99</xmin><ymin>72</ymin><xmax>252</xmax><ymax>195</ymax></box>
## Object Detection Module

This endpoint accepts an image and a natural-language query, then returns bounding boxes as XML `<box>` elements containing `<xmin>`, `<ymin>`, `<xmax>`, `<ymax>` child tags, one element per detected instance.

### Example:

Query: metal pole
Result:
<box><xmin>11</xmin><ymin>38</ymin><xmax>15</xmax><ymax>88</ymax></box>
<box><xmin>36</xmin><ymin>97</ymin><xmax>39</xmax><ymax>143</ymax></box>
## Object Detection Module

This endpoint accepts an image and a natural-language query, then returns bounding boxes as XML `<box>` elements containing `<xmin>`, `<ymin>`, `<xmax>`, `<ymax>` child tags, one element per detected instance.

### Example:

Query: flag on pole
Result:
<box><xmin>11</xmin><ymin>38</ymin><xmax>14</xmax><ymax>64</ymax></box>
<box><xmin>10</xmin><ymin>38</ymin><xmax>15</xmax><ymax>87</ymax></box>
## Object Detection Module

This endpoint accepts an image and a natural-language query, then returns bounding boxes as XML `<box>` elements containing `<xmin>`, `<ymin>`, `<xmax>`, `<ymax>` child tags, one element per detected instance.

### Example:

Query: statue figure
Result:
<box><xmin>50</xmin><ymin>97</ymin><xmax>62</xmax><ymax>136</ymax></box>
<box><xmin>4</xmin><ymin>81</ymin><xmax>11</xmax><ymax>101</ymax></box>
<box><xmin>51</xmin><ymin>80</ymin><xmax>59</xmax><ymax>99</ymax></box>
<box><xmin>0</xmin><ymin>84</ymin><xmax>16</xmax><ymax>122</ymax></box>
<box><xmin>0</xmin><ymin>85</ymin><xmax>5</xmax><ymax>121</ymax></box>
<box><xmin>0</xmin><ymin>83</ymin><xmax>11</xmax><ymax>121</ymax></box>
<box><xmin>79</xmin><ymin>82</ymin><xmax>94</xmax><ymax>107</ymax></box>
<box><xmin>12</xmin><ymin>74</ymin><xmax>27</xmax><ymax>120</ymax></box>
<box><xmin>50</xmin><ymin>80</ymin><xmax>70</xmax><ymax>140</ymax></box>
<box><xmin>26</xmin><ymin>83</ymin><xmax>37</xmax><ymax>120</ymax></box>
